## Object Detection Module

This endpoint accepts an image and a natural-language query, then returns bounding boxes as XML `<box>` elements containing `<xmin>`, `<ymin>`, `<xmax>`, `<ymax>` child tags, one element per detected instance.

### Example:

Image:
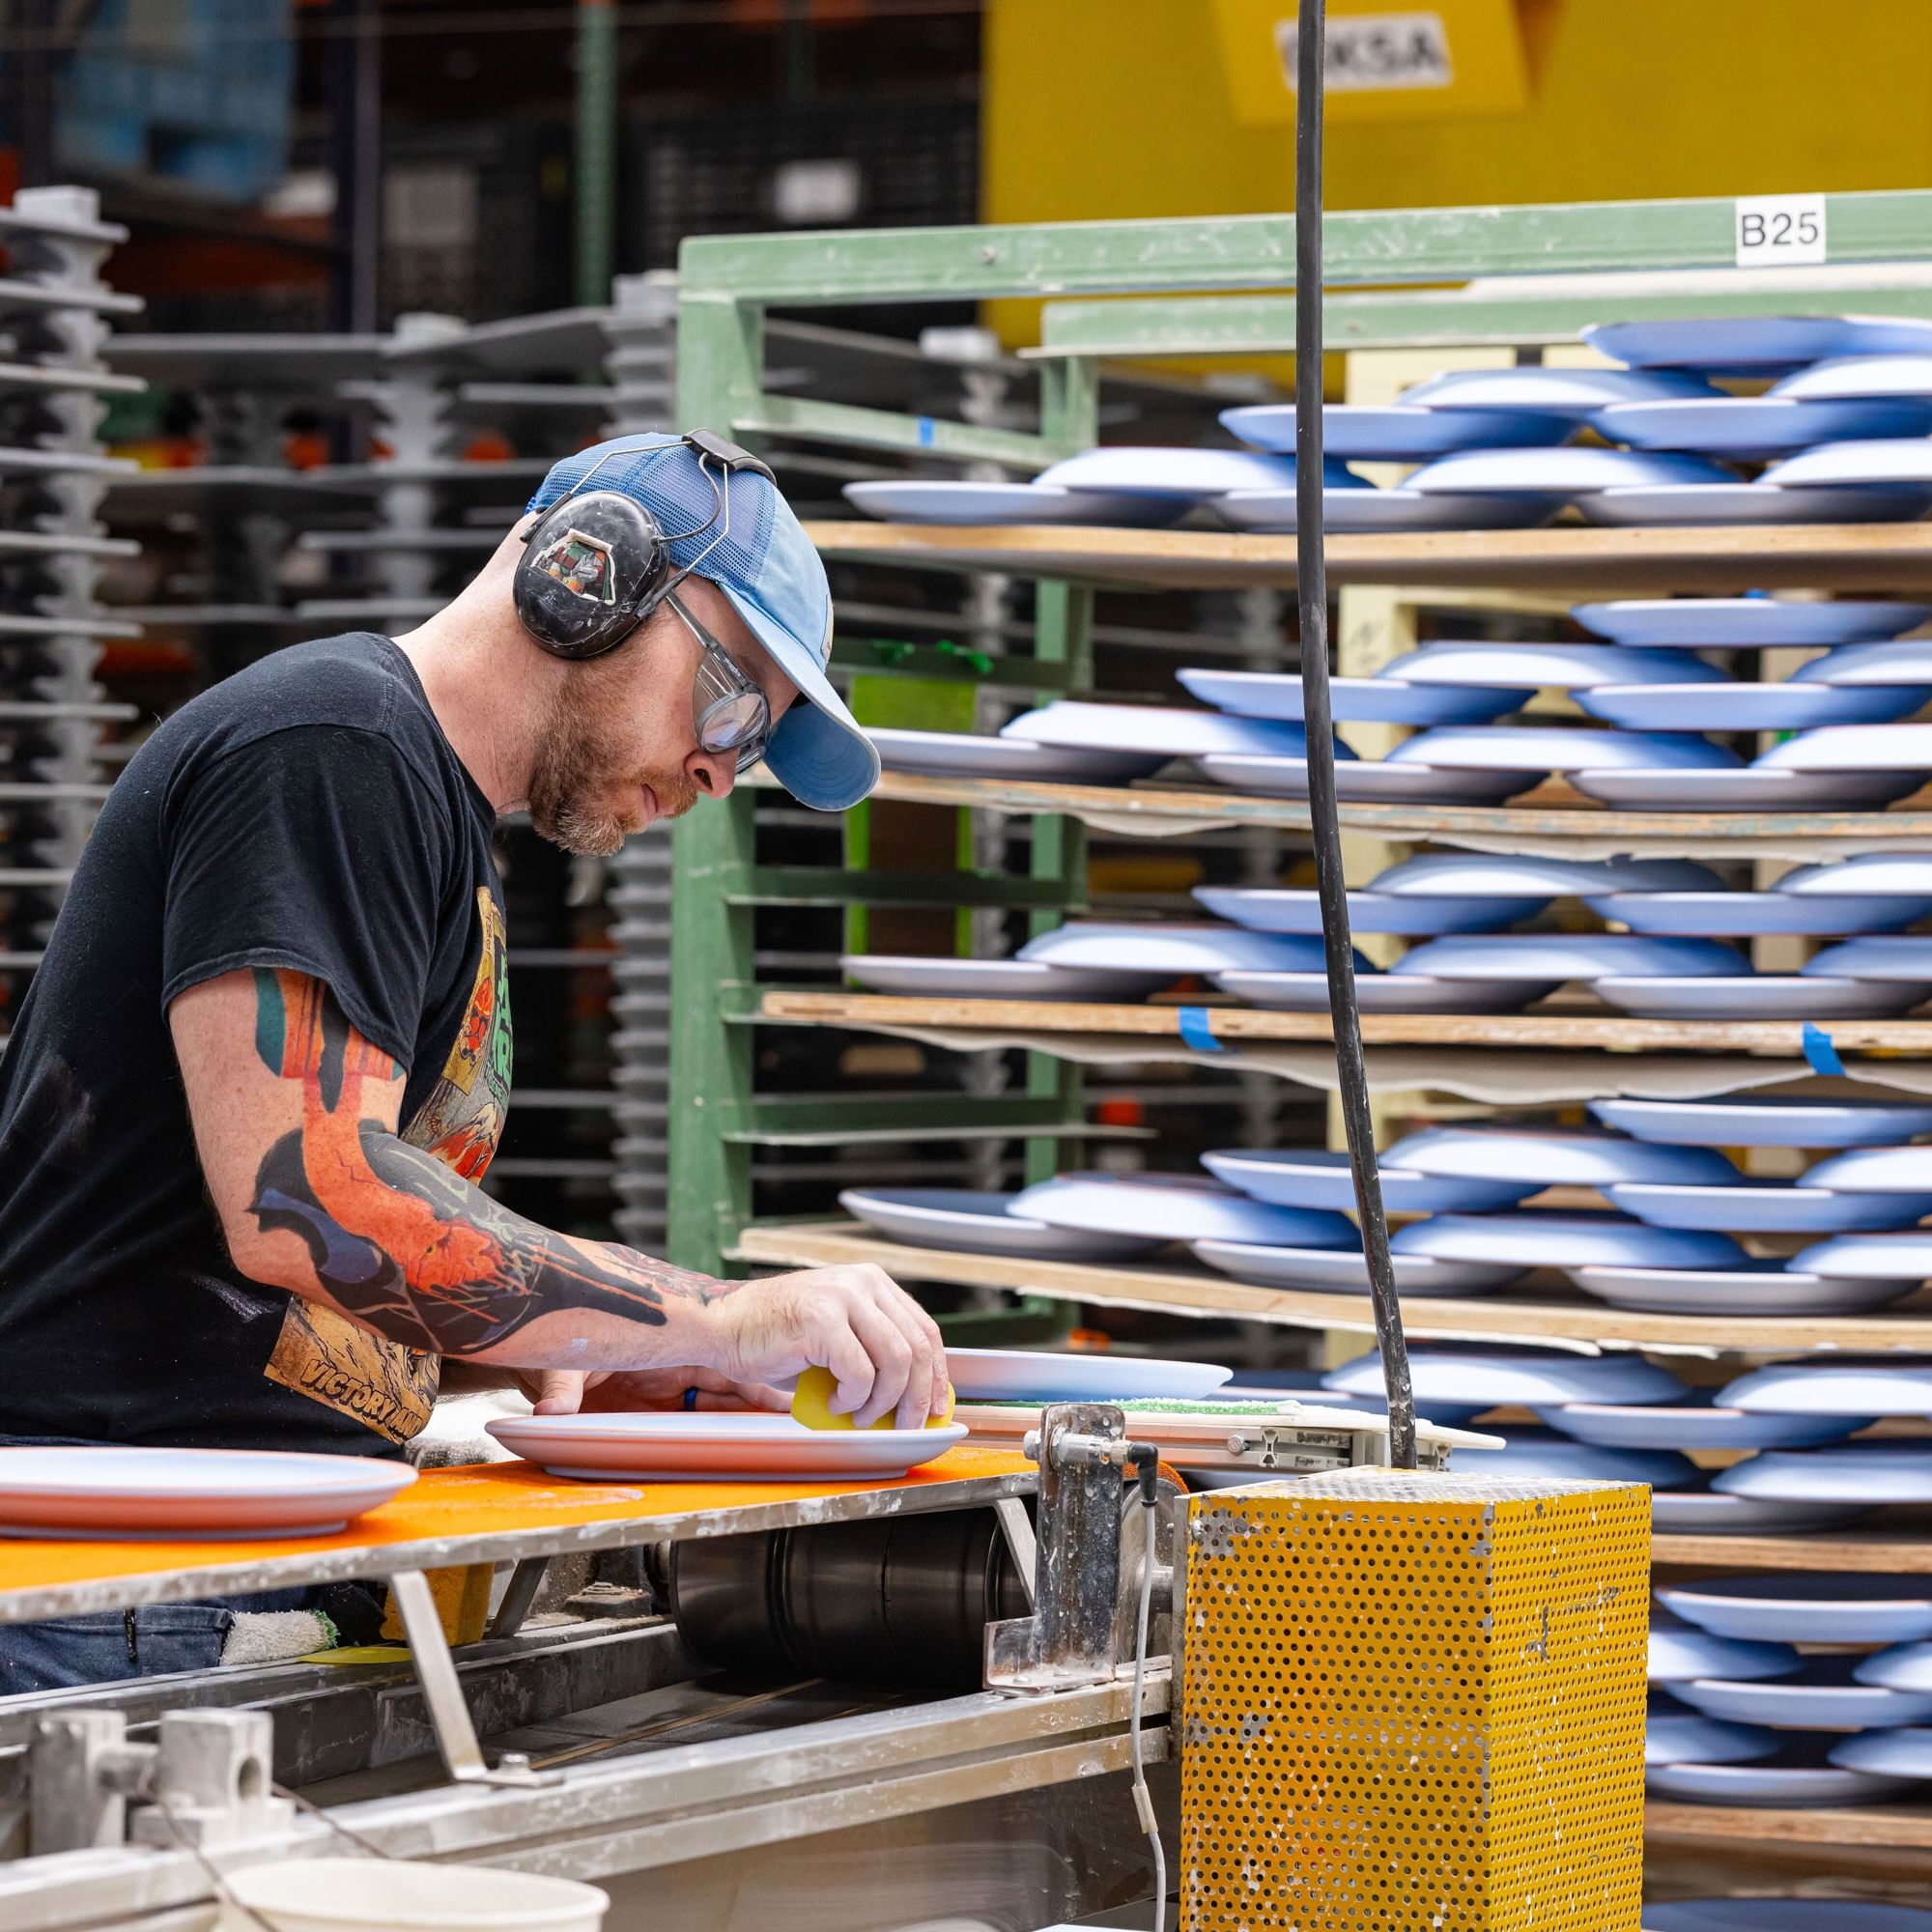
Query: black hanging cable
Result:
<box><xmin>1292</xmin><ymin>0</ymin><xmax>1417</xmax><ymax>1469</ymax></box>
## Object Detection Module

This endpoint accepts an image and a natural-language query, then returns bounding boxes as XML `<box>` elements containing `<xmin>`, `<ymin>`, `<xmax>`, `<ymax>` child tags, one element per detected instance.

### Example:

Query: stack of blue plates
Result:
<box><xmin>1645</xmin><ymin>1574</ymin><xmax>1932</xmax><ymax>1804</ymax></box>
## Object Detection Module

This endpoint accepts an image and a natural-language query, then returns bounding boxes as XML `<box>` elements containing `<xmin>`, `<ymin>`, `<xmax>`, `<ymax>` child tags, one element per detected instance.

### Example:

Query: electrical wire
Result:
<box><xmin>1127</xmin><ymin>1486</ymin><xmax>1165</xmax><ymax>1932</ymax></box>
<box><xmin>1291</xmin><ymin>0</ymin><xmax>1417</xmax><ymax>1469</ymax></box>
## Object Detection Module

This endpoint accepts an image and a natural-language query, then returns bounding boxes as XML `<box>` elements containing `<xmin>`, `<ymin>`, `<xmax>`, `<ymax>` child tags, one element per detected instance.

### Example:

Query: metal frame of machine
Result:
<box><xmin>0</xmin><ymin>1402</ymin><xmax>1466</xmax><ymax>1926</ymax></box>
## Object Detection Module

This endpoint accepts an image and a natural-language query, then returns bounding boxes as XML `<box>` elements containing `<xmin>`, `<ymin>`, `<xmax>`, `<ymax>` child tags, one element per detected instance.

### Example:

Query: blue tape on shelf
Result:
<box><xmin>1802</xmin><ymin>1022</ymin><xmax>1847</xmax><ymax>1078</ymax></box>
<box><xmin>918</xmin><ymin>416</ymin><xmax>936</xmax><ymax>447</ymax></box>
<box><xmin>1177</xmin><ymin>1006</ymin><xmax>1227</xmax><ymax>1053</ymax></box>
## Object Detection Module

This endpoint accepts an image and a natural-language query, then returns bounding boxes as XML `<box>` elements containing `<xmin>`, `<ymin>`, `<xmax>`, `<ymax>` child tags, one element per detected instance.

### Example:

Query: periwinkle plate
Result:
<box><xmin>1591</xmin><ymin>1094</ymin><xmax>1932</xmax><ymax>1148</ymax></box>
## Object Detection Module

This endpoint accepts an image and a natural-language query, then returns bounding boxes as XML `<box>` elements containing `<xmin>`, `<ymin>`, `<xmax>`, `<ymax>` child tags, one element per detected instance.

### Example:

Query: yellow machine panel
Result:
<box><xmin>1179</xmin><ymin>1471</ymin><xmax>1649</xmax><ymax>1932</ymax></box>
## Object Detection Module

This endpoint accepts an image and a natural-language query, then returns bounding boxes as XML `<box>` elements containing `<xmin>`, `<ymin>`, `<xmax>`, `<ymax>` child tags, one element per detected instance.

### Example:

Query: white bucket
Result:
<box><xmin>220</xmin><ymin>1857</ymin><xmax>609</xmax><ymax>1932</ymax></box>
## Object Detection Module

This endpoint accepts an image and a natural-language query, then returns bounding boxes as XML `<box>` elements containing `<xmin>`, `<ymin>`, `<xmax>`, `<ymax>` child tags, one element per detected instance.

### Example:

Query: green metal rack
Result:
<box><xmin>666</xmin><ymin>187</ymin><xmax>1932</xmax><ymax>1277</ymax></box>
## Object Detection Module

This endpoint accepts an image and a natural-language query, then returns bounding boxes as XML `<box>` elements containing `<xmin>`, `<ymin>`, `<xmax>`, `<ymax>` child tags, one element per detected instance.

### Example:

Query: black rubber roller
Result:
<box><xmin>669</xmin><ymin>1508</ymin><xmax>1029</xmax><ymax>1687</ymax></box>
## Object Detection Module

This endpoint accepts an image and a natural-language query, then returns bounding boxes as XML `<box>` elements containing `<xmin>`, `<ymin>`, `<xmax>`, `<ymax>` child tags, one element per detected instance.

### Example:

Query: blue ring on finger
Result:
<box><xmin>682</xmin><ymin>1386</ymin><xmax>699</xmax><ymax>1411</ymax></box>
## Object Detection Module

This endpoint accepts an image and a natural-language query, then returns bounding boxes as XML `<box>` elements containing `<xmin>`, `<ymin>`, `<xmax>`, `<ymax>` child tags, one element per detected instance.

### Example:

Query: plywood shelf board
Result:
<box><xmin>757</xmin><ymin>988</ymin><xmax>1932</xmax><ymax>1057</ymax></box>
<box><xmin>806</xmin><ymin>519</ymin><xmax>1932</xmax><ymax>593</ymax></box>
<box><xmin>865</xmin><ymin>771</ymin><xmax>1932</xmax><ymax>864</ymax></box>
<box><xmin>728</xmin><ymin>1223</ymin><xmax>1932</xmax><ymax>1354</ymax></box>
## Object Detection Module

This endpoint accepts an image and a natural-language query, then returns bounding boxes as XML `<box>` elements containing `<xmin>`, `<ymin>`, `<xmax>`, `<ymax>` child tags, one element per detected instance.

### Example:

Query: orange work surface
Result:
<box><xmin>0</xmin><ymin>1447</ymin><xmax>1034</xmax><ymax>1624</ymax></box>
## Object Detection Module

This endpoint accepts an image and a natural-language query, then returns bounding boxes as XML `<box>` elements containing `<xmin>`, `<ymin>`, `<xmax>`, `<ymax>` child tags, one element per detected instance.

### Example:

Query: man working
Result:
<box><xmin>0</xmin><ymin>432</ymin><xmax>948</xmax><ymax>1690</ymax></box>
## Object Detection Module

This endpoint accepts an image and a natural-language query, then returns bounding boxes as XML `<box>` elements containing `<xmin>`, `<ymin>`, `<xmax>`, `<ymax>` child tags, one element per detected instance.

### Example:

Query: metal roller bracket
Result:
<box><xmin>985</xmin><ymin>1403</ymin><xmax>1126</xmax><ymax>1691</ymax></box>
<box><xmin>388</xmin><ymin>1569</ymin><xmax>559</xmax><ymax>1788</ymax></box>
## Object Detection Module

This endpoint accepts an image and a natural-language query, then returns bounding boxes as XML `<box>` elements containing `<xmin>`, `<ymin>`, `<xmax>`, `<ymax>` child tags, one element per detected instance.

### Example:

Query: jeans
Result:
<box><xmin>0</xmin><ymin>1434</ymin><xmax>381</xmax><ymax>1695</ymax></box>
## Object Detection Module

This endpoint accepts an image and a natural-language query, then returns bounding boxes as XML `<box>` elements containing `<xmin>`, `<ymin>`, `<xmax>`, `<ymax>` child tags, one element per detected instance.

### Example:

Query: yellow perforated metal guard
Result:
<box><xmin>1179</xmin><ymin>1471</ymin><xmax>1648</xmax><ymax>1932</ymax></box>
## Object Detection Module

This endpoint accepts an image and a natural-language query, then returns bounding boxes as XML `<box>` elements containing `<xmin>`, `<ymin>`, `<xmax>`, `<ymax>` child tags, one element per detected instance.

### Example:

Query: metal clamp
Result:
<box><xmin>987</xmin><ymin>1404</ymin><xmax>1165</xmax><ymax>1692</ymax></box>
<box><xmin>29</xmin><ymin>1708</ymin><xmax>292</xmax><ymax>1856</ymax></box>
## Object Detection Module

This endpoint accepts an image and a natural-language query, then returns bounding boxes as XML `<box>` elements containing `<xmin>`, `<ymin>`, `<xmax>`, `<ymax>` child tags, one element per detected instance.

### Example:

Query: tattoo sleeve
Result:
<box><xmin>245</xmin><ymin>970</ymin><xmax>723</xmax><ymax>1358</ymax></box>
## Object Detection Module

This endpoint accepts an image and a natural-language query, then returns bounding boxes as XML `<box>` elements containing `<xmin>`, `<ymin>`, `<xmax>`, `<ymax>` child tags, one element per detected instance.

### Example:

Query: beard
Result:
<box><xmin>526</xmin><ymin>669</ymin><xmax>698</xmax><ymax>857</ymax></box>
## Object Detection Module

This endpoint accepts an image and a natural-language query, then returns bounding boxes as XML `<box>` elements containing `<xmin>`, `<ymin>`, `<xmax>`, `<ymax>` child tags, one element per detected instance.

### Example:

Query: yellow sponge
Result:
<box><xmin>791</xmin><ymin>1365</ymin><xmax>955</xmax><ymax>1431</ymax></box>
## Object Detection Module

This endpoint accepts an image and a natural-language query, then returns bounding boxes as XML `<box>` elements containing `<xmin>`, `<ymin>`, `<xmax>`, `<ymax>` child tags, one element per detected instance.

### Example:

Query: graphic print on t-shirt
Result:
<box><xmin>263</xmin><ymin>887</ymin><xmax>513</xmax><ymax>1442</ymax></box>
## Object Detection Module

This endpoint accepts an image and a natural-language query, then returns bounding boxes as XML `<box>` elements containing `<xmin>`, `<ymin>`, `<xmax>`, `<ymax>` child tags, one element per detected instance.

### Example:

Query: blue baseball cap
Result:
<box><xmin>525</xmin><ymin>433</ymin><xmax>879</xmax><ymax>811</ymax></box>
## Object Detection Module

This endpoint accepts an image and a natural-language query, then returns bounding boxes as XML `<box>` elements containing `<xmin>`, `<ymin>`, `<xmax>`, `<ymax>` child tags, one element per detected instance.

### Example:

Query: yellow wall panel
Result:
<box><xmin>984</xmin><ymin>0</ymin><xmax>1932</xmax><ymax>346</ymax></box>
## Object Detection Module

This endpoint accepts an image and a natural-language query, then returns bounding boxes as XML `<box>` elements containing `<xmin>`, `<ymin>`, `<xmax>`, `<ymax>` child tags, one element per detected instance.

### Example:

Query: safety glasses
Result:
<box><xmin>667</xmin><ymin>591</ymin><xmax>771</xmax><ymax>772</ymax></box>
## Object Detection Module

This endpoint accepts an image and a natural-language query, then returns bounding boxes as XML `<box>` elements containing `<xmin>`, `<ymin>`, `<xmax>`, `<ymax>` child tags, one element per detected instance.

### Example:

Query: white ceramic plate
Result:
<box><xmin>1192</xmin><ymin>753</ymin><xmax>1529</xmax><ymax>804</ymax></box>
<box><xmin>1662</xmin><ymin>1575</ymin><xmax>1932</xmax><ymax>1646</ymax></box>
<box><xmin>484</xmin><ymin>1413</ymin><xmax>966</xmax><ymax>1482</ymax></box>
<box><xmin>1595</xmin><ymin>395</ymin><xmax>1932</xmax><ymax>455</ymax></box>
<box><xmin>1577</xmin><ymin>682</ymin><xmax>1922</xmax><ymax>731</ymax></box>
<box><xmin>1036</xmin><ymin>446</ymin><xmax>1360</xmax><ymax>500</ymax></box>
<box><xmin>1010</xmin><ymin>1171</ymin><xmax>1356</xmax><ymax>1248</ymax></box>
<box><xmin>1767</xmin><ymin>438</ymin><xmax>1932</xmax><ymax>488</ymax></box>
<box><xmin>1716</xmin><ymin>1445</ymin><xmax>1932</xmax><ymax>1504</ymax></box>
<box><xmin>1592</xmin><ymin>975</ymin><xmax>1928</xmax><ymax>1019</ymax></box>
<box><xmin>1607</xmin><ymin>1178</ymin><xmax>1932</xmax><ymax>1233</ymax></box>
<box><xmin>1799</xmin><ymin>640</ymin><xmax>1932</xmax><ymax>688</ymax></box>
<box><xmin>1391</xmin><ymin>1209</ymin><xmax>1747</xmax><ymax>1270</ymax></box>
<box><xmin>1832</xmin><ymin>1728</ymin><xmax>1932</xmax><ymax>1780</ymax></box>
<box><xmin>1016</xmin><ymin>921</ymin><xmax>1333</xmax><ymax>975</ymax></box>
<box><xmin>1575</xmin><ymin>598</ymin><xmax>1931</xmax><ymax>646</ymax></box>
<box><xmin>1587</xmin><ymin>315</ymin><xmax>1932</xmax><ymax>373</ymax></box>
<box><xmin>1778</xmin><ymin>355</ymin><xmax>1932</xmax><ymax>403</ymax></box>
<box><xmin>1378</xmin><ymin>641</ymin><xmax>1725</xmax><ymax>690</ymax></box>
<box><xmin>840</xmin><ymin>480</ymin><xmax>1188</xmax><ymax>527</ymax></box>
<box><xmin>1647</xmin><ymin>1900</ymin><xmax>1932</xmax><ymax>1932</ymax></box>
<box><xmin>1587</xmin><ymin>891</ymin><xmax>1919</xmax><ymax>936</ymax></box>
<box><xmin>1592</xmin><ymin>1094</ymin><xmax>1932</xmax><ymax>1149</ymax></box>
<box><xmin>1648</xmin><ymin>1617</ymin><xmax>1802</xmax><ymax>1685</ymax></box>
<box><xmin>1394</xmin><ymin>933</ymin><xmax>1749</xmax><ymax>982</ymax></box>
<box><xmin>1807</xmin><ymin>938</ymin><xmax>1932</xmax><ymax>982</ymax></box>
<box><xmin>1651</xmin><ymin>1490</ymin><xmax>1871</xmax><ymax>1535</ymax></box>
<box><xmin>1323</xmin><ymin>1341</ymin><xmax>1688</xmax><ymax>1407</ymax></box>
<box><xmin>867</xmin><ymin>726</ymin><xmax>1166</xmax><ymax>783</ymax></box>
<box><xmin>1002</xmin><ymin>701</ymin><xmax>1326</xmax><ymax>761</ymax></box>
<box><xmin>1760</xmin><ymin>723</ymin><xmax>1932</xmax><ymax>772</ymax></box>
<box><xmin>1404</xmin><ymin>447</ymin><xmax>1735</xmax><ymax>496</ymax></box>
<box><xmin>1720</xmin><ymin>1359</ymin><xmax>1932</xmax><ymax>1418</ymax></box>
<box><xmin>1372</xmin><ymin>851</ymin><xmax>1725</xmax><ymax>896</ymax></box>
<box><xmin>1210</xmin><ymin>486</ymin><xmax>1561</xmax><ymax>532</ymax></box>
<box><xmin>1546</xmin><ymin>1398</ymin><xmax>1868</xmax><ymax>1449</ymax></box>
<box><xmin>1799</xmin><ymin>1232</ymin><xmax>1932</xmax><ymax>1281</ymax></box>
<box><xmin>836</xmin><ymin>1188</ymin><xmax>1159</xmax><ymax>1261</ymax></box>
<box><xmin>1567</xmin><ymin>1262</ymin><xmax>1920</xmax><ymax>1317</ymax></box>
<box><xmin>940</xmin><ymin>1347</ymin><xmax>1231</xmax><ymax>1403</ymax></box>
<box><xmin>1210</xmin><ymin>969</ymin><xmax>1554</xmax><ymax>1014</ymax></box>
<box><xmin>1174</xmin><ymin>667</ymin><xmax>1520</xmax><ymax>726</ymax></box>
<box><xmin>1191</xmin><ymin>1237</ymin><xmax>1522</xmax><ymax>1297</ymax></box>
<box><xmin>1478</xmin><ymin>1427</ymin><xmax>1698</xmax><ymax>1489</ymax></box>
<box><xmin>1644</xmin><ymin>1756</ymin><xmax>1917</xmax><ymax>1806</ymax></box>
<box><xmin>1192</xmin><ymin>885</ymin><xmax>1534</xmax><ymax>936</ymax></box>
<box><xmin>1201</xmin><ymin>1147</ymin><xmax>1536</xmax><ymax>1215</ymax></box>
<box><xmin>0</xmin><ymin>1446</ymin><xmax>415</xmax><ymax>1540</ymax></box>
<box><xmin>1395</xmin><ymin>366</ymin><xmax>1722</xmax><ymax>415</ymax></box>
<box><xmin>1781</xmin><ymin>852</ymin><xmax>1932</xmax><ymax>895</ymax></box>
<box><xmin>1388</xmin><ymin>724</ymin><xmax>1738</xmax><ymax>775</ymax></box>
<box><xmin>839</xmin><ymin>955</ymin><xmax>1171</xmax><ymax>1000</ymax></box>
<box><xmin>1805</xmin><ymin>1145</ymin><xmax>1932</xmax><ymax>1194</ymax></box>
<box><xmin>1675</xmin><ymin>1664</ymin><xmax>1932</xmax><ymax>1731</ymax></box>
<box><xmin>1584</xmin><ymin>483</ymin><xmax>1932</xmax><ymax>526</ymax></box>
<box><xmin>1218</xmin><ymin>401</ymin><xmax>1575</xmax><ymax>459</ymax></box>
<box><xmin>1382</xmin><ymin>1123</ymin><xmax>1740</xmax><ymax>1187</ymax></box>
<box><xmin>1646</xmin><ymin>1703</ymin><xmax>1779</xmax><ymax>1767</ymax></box>
<box><xmin>1570</xmin><ymin>766</ymin><xmax>1921</xmax><ymax>810</ymax></box>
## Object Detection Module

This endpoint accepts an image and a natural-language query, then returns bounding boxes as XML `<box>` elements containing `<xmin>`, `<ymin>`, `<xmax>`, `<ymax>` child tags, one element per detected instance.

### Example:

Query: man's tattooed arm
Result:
<box><xmin>237</xmin><ymin>968</ymin><xmax>726</xmax><ymax>1362</ymax></box>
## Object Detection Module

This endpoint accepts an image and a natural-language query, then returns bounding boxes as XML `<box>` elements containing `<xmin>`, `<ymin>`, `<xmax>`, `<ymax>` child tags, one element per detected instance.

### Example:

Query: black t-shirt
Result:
<box><xmin>0</xmin><ymin>635</ymin><xmax>512</xmax><ymax>1456</ymax></box>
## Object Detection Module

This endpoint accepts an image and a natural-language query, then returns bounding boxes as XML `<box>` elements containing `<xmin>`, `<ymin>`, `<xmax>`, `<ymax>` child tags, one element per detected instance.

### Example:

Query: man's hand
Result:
<box><xmin>526</xmin><ymin>1366</ymin><xmax>789</xmax><ymax>1416</ymax></box>
<box><xmin>706</xmin><ymin>1264</ymin><xmax>950</xmax><ymax>1429</ymax></box>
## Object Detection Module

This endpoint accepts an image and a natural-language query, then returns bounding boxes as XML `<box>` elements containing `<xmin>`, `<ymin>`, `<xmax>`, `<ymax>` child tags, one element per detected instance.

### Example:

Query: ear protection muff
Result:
<box><xmin>513</xmin><ymin>429</ymin><xmax>777</xmax><ymax>663</ymax></box>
